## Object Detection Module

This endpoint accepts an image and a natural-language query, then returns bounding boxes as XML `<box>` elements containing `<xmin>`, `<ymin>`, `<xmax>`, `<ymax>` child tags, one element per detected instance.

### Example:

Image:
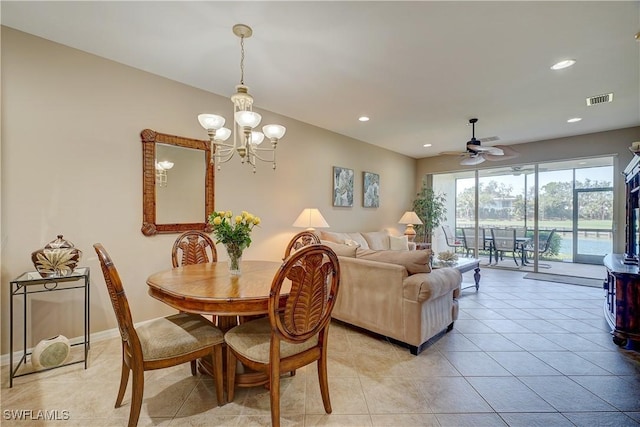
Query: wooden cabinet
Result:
<box><xmin>604</xmin><ymin>254</ymin><xmax>640</xmax><ymax>347</ymax></box>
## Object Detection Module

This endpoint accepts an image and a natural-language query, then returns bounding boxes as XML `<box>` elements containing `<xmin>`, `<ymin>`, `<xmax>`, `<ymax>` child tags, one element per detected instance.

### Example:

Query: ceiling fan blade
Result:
<box><xmin>483</xmin><ymin>145</ymin><xmax>520</xmax><ymax>161</ymax></box>
<box><xmin>440</xmin><ymin>151</ymin><xmax>469</xmax><ymax>156</ymax></box>
<box><xmin>460</xmin><ymin>155</ymin><xmax>486</xmax><ymax>166</ymax></box>
<box><xmin>485</xmin><ymin>146</ymin><xmax>504</xmax><ymax>155</ymax></box>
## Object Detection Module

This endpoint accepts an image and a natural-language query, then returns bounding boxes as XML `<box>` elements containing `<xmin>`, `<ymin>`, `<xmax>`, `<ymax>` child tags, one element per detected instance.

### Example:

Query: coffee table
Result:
<box><xmin>432</xmin><ymin>257</ymin><xmax>481</xmax><ymax>291</ymax></box>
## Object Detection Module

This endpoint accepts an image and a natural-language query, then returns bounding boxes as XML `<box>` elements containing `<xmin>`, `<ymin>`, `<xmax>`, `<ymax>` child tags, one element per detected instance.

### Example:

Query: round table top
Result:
<box><xmin>146</xmin><ymin>260</ymin><xmax>285</xmax><ymax>316</ymax></box>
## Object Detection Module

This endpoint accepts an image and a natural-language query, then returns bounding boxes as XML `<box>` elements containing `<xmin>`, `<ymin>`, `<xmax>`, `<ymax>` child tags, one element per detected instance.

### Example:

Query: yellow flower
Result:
<box><xmin>253</xmin><ymin>217</ymin><xmax>261</xmax><ymax>225</ymax></box>
<box><xmin>217</xmin><ymin>211</ymin><xmax>225</xmax><ymax>217</ymax></box>
<box><xmin>245</xmin><ymin>214</ymin><xmax>254</xmax><ymax>223</ymax></box>
<box><xmin>235</xmin><ymin>216</ymin><xmax>242</xmax><ymax>224</ymax></box>
<box><xmin>213</xmin><ymin>216</ymin><xmax>222</xmax><ymax>225</ymax></box>
<box><xmin>241</xmin><ymin>211</ymin><xmax>248</xmax><ymax>218</ymax></box>
<box><xmin>225</xmin><ymin>211</ymin><xmax>232</xmax><ymax>218</ymax></box>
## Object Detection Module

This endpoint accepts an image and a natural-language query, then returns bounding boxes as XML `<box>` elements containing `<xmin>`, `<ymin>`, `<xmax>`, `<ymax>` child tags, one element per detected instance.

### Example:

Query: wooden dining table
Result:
<box><xmin>146</xmin><ymin>260</ymin><xmax>287</xmax><ymax>387</ymax></box>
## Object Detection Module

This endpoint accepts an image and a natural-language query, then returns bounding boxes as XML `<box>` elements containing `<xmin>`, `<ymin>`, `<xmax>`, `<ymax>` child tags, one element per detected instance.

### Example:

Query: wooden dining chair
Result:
<box><xmin>225</xmin><ymin>244</ymin><xmax>341</xmax><ymax>427</ymax></box>
<box><xmin>171</xmin><ymin>230</ymin><xmax>217</xmax><ymax>268</ymax></box>
<box><xmin>282</xmin><ymin>230</ymin><xmax>321</xmax><ymax>259</ymax></box>
<box><xmin>94</xmin><ymin>244</ymin><xmax>225</xmax><ymax>427</ymax></box>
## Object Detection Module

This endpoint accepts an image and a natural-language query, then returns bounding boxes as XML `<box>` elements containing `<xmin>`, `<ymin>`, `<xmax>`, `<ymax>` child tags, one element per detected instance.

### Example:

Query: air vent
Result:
<box><xmin>586</xmin><ymin>92</ymin><xmax>614</xmax><ymax>106</ymax></box>
<box><xmin>480</xmin><ymin>136</ymin><xmax>500</xmax><ymax>143</ymax></box>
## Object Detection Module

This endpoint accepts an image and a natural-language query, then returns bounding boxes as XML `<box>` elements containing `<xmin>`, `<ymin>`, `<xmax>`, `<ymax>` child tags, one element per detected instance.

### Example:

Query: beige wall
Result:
<box><xmin>417</xmin><ymin>126</ymin><xmax>640</xmax><ymax>254</ymax></box>
<box><xmin>0</xmin><ymin>27</ymin><xmax>416</xmax><ymax>354</ymax></box>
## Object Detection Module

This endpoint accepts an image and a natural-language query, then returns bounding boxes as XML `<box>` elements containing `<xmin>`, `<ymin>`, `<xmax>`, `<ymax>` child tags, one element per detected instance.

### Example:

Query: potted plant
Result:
<box><xmin>412</xmin><ymin>182</ymin><xmax>447</xmax><ymax>244</ymax></box>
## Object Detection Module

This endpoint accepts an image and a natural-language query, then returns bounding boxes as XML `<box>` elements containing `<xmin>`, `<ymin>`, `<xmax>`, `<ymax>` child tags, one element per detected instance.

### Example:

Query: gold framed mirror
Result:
<box><xmin>140</xmin><ymin>129</ymin><xmax>214</xmax><ymax>236</ymax></box>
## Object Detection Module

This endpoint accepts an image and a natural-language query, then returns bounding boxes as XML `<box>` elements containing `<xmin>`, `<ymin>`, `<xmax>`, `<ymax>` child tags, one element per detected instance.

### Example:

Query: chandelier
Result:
<box><xmin>198</xmin><ymin>24</ymin><xmax>286</xmax><ymax>173</ymax></box>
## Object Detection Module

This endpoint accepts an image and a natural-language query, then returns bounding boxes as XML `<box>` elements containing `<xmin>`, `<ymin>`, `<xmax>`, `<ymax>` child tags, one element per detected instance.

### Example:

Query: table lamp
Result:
<box><xmin>398</xmin><ymin>211</ymin><xmax>423</xmax><ymax>242</ymax></box>
<box><xmin>292</xmin><ymin>208</ymin><xmax>330</xmax><ymax>231</ymax></box>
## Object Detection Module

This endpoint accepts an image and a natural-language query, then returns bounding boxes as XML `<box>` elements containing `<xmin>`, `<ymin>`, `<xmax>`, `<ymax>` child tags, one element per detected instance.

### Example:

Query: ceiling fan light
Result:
<box><xmin>460</xmin><ymin>156</ymin><xmax>485</xmax><ymax>166</ymax></box>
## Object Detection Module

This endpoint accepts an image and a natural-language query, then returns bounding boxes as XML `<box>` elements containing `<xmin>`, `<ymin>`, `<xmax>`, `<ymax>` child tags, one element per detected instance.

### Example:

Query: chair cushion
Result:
<box><xmin>224</xmin><ymin>317</ymin><xmax>318</xmax><ymax>364</ymax></box>
<box><xmin>137</xmin><ymin>313</ymin><xmax>223</xmax><ymax>362</ymax></box>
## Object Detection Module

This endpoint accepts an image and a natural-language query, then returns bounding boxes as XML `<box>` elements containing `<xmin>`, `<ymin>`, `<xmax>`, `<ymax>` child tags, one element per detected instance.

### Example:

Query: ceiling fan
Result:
<box><xmin>441</xmin><ymin>118</ymin><xmax>520</xmax><ymax>165</ymax></box>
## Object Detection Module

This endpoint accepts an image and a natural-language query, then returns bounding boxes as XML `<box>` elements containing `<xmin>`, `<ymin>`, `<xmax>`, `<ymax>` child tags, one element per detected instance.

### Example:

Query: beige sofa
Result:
<box><xmin>319</xmin><ymin>230</ymin><xmax>462</xmax><ymax>355</ymax></box>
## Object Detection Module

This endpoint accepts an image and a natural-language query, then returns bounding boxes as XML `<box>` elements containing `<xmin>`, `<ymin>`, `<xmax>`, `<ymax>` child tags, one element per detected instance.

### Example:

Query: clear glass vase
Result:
<box><xmin>225</xmin><ymin>242</ymin><xmax>243</xmax><ymax>276</ymax></box>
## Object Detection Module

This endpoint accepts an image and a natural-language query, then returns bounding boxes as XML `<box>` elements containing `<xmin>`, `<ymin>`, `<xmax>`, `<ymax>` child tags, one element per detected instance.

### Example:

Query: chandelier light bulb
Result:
<box><xmin>263</xmin><ymin>124</ymin><xmax>286</xmax><ymax>140</ymax></box>
<box><xmin>235</xmin><ymin>111</ymin><xmax>262</xmax><ymax>128</ymax></box>
<box><xmin>250</xmin><ymin>131</ymin><xmax>265</xmax><ymax>146</ymax></box>
<box><xmin>197</xmin><ymin>114</ymin><xmax>225</xmax><ymax>130</ymax></box>
<box><xmin>214</xmin><ymin>127</ymin><xmax>232</xmax><ymax>141</ymax></box>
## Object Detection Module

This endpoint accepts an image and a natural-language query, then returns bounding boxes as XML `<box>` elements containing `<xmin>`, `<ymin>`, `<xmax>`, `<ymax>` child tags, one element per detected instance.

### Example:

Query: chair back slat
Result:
<box><xmin>172</xmin><ymin>231</ymin><xmax>217</xmax><ymax>268</ymax></box>
<box><xmin>93</xmin><ymin>244</ymin><xmax>137</xmax><ymax>344</ymax></box>
<box><xmin>270</xmin><ymin>245</ymin><xmax>340</xmax><ymax>343</ymax></box>
<box><xmin>491</xmin><ymin>228</ymin><xmax>517</xmax><ymax>251</ymax></box>
<box><xmin>283</xmin><ymin>231</ymin><xmax>321</xmax><ymax>260</ymax></box>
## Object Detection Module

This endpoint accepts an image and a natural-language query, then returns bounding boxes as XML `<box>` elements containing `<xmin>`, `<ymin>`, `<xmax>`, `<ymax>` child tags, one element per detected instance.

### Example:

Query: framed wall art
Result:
<box><xmin>363</xmin><ymin>171</ymin><xmax>380</xmax><ymax>208</ymax></box>
<box><xmin>333</xmin><ymin>166</ymin><xmax>354</xmax><ymax>207</ymax></box>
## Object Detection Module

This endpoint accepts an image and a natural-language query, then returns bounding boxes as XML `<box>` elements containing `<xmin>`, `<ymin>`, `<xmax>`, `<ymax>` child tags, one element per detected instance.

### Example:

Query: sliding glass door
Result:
<box><xmin>429</xmin><ymin>156</ymin><xmax>614</xmax><ymax>278</ymax></box>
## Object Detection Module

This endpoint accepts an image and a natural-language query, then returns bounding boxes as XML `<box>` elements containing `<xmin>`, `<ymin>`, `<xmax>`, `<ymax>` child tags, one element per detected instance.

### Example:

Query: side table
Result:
<box><xmin>9</xmin><ymin>267</ymin><xmax>90</xmax><ymax>387</ymax></box>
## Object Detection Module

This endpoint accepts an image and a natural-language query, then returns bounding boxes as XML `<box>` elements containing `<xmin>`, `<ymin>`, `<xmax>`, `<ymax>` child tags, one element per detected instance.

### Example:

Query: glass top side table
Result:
<box><xmin>9</xmin><ymin>267</ymin><xmax>90</xmax><ymax>387</ymax></box>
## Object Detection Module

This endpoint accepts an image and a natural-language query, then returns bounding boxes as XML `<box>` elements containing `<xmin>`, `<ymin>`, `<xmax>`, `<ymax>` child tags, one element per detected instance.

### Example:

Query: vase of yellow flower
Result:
<box><xmin>208</xmin><ymin>210</ymin><xmax>260</xmax><ymax>276</ymax></box>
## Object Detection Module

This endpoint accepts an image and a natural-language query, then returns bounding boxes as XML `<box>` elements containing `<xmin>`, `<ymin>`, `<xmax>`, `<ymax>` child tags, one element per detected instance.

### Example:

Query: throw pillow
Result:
<box><xmin>361</xmin><ymin>230</ymin><xmax>391</xmax><ymax>250</ymax></box>
<box><xmin>389</xmin><ymin>235</ymin><xmax>409</xmax><ymax>251</ymax></box>
<box><xmin>320</xmin><ymin>231</ymin><xmax>348</xmax><ymax>244</ymax></box>
<box><xmin>320</xmin><ymin>240</ymin><xmax>357</xmax><ymax>257</ymax></box>
<box><xmin>356</xmin><ymin>249</ymin><xmax>432</xmax><ymax>274</ymax></box>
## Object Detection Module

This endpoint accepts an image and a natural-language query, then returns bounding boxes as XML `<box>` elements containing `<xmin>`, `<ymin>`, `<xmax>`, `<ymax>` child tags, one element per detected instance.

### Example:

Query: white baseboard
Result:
<box><xmin>1</xmin><ymin>317</ymin><xmax>161</xmax><ymax>367</ymax></box>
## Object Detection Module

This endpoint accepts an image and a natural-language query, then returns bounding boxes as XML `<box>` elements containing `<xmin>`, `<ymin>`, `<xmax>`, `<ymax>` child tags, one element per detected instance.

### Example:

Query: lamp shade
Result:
<box><xmin>292</xmin><ymin>208</ymin><xmax>330</xmax><ymax>229</ymax></box>
<box><xmin>398</xmin><ymin>211</ymin><xmax>423</xmax><ymax>225</ymax></box>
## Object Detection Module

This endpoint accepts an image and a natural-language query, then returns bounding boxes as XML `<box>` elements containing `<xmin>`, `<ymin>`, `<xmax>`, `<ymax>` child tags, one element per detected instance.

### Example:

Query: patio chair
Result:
<box><xmin>489</xmin><ymin>228</ymin><xmax>520</xmax><ymax>266</ymax></box>
<box><xmin>525</xmin><ymin>229</ymin><xmax>557</xmax><ymax>268</ymax></box>
<box><xmin>461</xmin><ymin>227</ymin><xmax>486</xmax><ymax>257</ymax></box>
<box><xmin>441</xmin><ymin>225</ymin><xmax>465</xmax><ymax>255</ymax></box>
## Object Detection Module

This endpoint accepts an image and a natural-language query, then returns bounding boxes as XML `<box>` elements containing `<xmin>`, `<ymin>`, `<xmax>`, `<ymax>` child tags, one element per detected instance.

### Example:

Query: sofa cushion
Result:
<box><xmin>319</xmin><ymin>240</ymin><xmax>357</xmax><ymax>257</ymax></box>
<box><xmin>320</xmin><ymin>231</ymin><xmax>370</xmax><ymax>249</ymax></box>
<box><xmin>356</xmin><ymin>248</ymin><xmax>432</xmax><ymax>274</ymax></box>
<box><xmin>362</xmin><ymin>231</ymin><xmax>390</xmax><ymax>250</ymax></box>
<box><xmin>389</xmin><ymin>235</ymin><xmax>409</xmax><ymax>251</ymax></box>
<box><xmin>320</xmin><ymin>231</ymin><xmax>348</xmax><ymax>244</ymax></box>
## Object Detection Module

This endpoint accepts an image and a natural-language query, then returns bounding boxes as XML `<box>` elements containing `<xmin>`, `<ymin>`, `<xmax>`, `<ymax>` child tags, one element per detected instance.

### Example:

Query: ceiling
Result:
<box><xmin>2</xmin><ymin>1</ymin><xmax>639</xmax><ymax>159</ymax></box>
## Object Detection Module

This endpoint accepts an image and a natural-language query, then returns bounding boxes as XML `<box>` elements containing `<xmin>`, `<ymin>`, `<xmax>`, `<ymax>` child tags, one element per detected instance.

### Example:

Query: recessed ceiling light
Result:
<box><xmin>567</xmin><ymin>117</ymin><xmax>582</xmax><ymax>123</ymax></box>
<box><xmin>551</xmin><ymin>59</ymin><xmax>576</xmax><ymax>70</ymax></box>
<box><xmin>358</xmin><ymin>116</ymin><xmax>370</xmax><ymax>122</ymax></box>
<box><xmin>423</xmin><ymin>143</ymin><xmax>432</xmax><ymax>148</ymax></box>
<box><xmin>578</xmin><ymin>161</ymin><xmax>587</xmax><ymax>165</ymax></box>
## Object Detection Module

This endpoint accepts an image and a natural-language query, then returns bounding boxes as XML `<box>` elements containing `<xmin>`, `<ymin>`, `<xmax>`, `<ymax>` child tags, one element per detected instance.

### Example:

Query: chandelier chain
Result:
<box><xmin>239</xmin><ymin>35</ymin><xmax>245</xmax><ymax>85</ymax></box>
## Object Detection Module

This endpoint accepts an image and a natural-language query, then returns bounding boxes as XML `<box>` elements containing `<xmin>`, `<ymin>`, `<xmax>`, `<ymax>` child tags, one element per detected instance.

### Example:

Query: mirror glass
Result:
<box><xmin>140</xmin><ymin>129</ymin><xmax>214</xmax><ymax>236</ymax></box>
<box><xmin>156</xmin><ymin>143</ymin><xmax>205</xmax><ymax>224</ymax></box>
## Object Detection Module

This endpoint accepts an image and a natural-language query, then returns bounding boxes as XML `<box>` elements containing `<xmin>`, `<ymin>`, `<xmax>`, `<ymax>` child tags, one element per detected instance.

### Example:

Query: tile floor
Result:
<box><xmin>2</xmin><ymin>267</ymin><xmax>640</xmax><ymax>426</ymax></box>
